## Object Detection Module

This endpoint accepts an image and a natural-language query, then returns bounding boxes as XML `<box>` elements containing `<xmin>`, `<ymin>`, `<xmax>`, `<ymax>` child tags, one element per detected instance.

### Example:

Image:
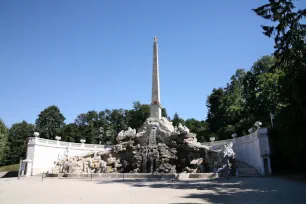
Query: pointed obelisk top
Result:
<box><xmin>150</xmin><ymin>36</ymin><xmax>162</xmax><ymax>120</ymax></box>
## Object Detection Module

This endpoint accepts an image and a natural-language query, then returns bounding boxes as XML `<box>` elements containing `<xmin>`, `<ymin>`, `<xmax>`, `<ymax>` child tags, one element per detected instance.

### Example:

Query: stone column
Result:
<box><xmin>150</xmin><ymin>36</ymin><xmax>162</xmax><ymax>120</ymax></box>
<box><xmin>22</xmin><ymin>159</ymin><xmax>33</xmax><ymax>177</ymax></box>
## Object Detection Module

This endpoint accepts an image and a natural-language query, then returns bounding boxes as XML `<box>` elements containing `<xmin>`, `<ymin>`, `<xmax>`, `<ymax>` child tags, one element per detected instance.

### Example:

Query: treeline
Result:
<box><xmin>0</xmin><ymin>0</ymin><xmax>305</xmax><ymax>174</ymax></box>
<box><xmin>206</xmin><ymin>56</ymin><xmax>278</xmax><ymax>139</ymax></box>
<box><xmin>0</xmin><ymin>102</ymin><xmax>209</xmax><ymax>166</ymax></box>
<box><xmin>207</xmin><ymin>0</ymin><xmax>306</xmax><ymax>173</ymax></box>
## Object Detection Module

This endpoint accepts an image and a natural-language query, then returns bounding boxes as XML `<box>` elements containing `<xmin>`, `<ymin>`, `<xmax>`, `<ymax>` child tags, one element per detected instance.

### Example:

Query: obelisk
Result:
<box><xmin>150</xmin><ymin>36</ymin><xmax>162</xmax><ymax>120</ymax></box>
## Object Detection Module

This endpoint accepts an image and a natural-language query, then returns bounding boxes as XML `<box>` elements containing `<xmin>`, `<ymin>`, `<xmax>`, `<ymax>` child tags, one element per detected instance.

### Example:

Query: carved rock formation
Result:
<box><xmin>51</xmin><ymin>117</ymin><xmax>234</xmax><ymax>174</ymax></box>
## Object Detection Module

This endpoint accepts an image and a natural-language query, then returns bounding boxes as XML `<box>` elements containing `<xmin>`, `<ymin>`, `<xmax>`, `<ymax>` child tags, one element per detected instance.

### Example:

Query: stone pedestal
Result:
<box><xmin>150</xmin><ymin>103</ymin><xmax>161</xmax><ymax>120</ymax></box>
<box><xmin>22</xmin><ymin>159</ymin><xmax>33</xmax><ymax>176</ymax></box>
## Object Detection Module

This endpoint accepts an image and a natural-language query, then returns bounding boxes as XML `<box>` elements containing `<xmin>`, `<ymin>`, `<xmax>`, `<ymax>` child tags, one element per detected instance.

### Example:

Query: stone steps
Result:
<box><xmin>235</xmin><ymin>161</ymin><xmax>260</xmax><ymax>177</ymax></box>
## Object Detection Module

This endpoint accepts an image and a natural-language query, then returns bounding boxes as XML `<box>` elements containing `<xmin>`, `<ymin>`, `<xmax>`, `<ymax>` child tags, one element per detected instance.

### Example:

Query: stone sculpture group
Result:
<box><xmin>51</xmin><ymin>117</ymin><xmax>235</xmax><ymax>174</ymax></box>
<box><xmin>51</xmin><ymin>37</ymin><xmax>235</xmax><ymax>175</ymax></box>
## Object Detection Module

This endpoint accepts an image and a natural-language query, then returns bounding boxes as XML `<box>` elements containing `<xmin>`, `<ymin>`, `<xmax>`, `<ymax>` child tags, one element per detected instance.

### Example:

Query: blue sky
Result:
<box><xmin>1</xmin><ymin>0</ymin><xmax>305</xmax><ymax>127</ymax></box>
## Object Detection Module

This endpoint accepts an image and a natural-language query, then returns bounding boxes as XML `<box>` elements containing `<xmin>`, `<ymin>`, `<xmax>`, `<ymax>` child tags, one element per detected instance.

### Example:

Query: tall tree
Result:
<box><xmin>35</xmin><ymin>105</ymin><xmax>66</xmax><ymax>139</ymax></box>
<box><xmin>75</xmin><ymin>110</ymin><xmax>106</xmax><ymax>144</ymax></box>
<box><xmin>6</xmin><ymin>121</ymin><xmax>34</xmax><ymax>164</ymax></box>
<box><xmin>206</xmin><ymin>88</ymin><xmax>226</xmax><ymax>139</ymax></box>
<box><xmin>60</xmin><ymin>123</ymin><xmax>82</xmax><ymax>143</ymax></box>
<box><xmin>185</xmin><ymin>118</ymin><xmax>210</xmax><ymax>142</ymax></box>
<box><xmin>222</xmin><ymin>69</ymin><xmax>246</xmax><ymax>126</ymax></box>
<box><xmin>161</xmin><ymin>108</ymin><xmax>168</xmax><ymax>119</ymax></box>
<box><xmin>128</xmin><ymin>101</ymin><xmax>150</xmax><ymax>129</ymax></box>
<box><xmin>253</xmin><ymin>0</ymin><xmax>306</xmax><ymax>172</ymax></box>
<box><xmin>172</xmin><ymin>112</ymin><xmax>185</xmax><ymax>127</ymax></box>
<box><xmin>0</xmin><ymin>119</ymin><xmax>8</xmax><ymax>166</ymax></box>
<box><xmin>253</xmin><ymin>0</ymin><xmax>306</xmax><ymax>119</ymax></box>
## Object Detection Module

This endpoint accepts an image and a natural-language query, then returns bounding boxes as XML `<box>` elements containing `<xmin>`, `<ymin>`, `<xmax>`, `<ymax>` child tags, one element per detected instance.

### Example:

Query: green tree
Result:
<box><xmin>60</xmin><ymin>123</ymin><xmax>82</xmax><ymax>142</ymax></box>
<box><xmin>161</xmin><ymin>108</ymin><xmax>168</xmax><ymax>118</ymax></box>
<box><xmin>0</xmin><ymin>119</ymin><xmax>8</xmax><ymax>166</ymax></box>
<box><xmin>75</xmin><ymin>110</ymin><xmax>106</xmax><ymax>144</ymax></box>
<box><xmin>172</xmin><ymin>112</ymin><xmax>185</xmax><ymax>127</ymax></box>
<box><xmin>35</xmin><ymin>106</ymin><xmax>66</xmax><ymax>139</ymax></box>
<box><xmin>253</xmin><ymin>0</ymin><xmax>306</xmax><ymax>119</ymax></box>
<box><xmin>128</xmin><ymin>101</ymin><xmax>150</xmax><ymax>129</ymax></box>
<box><xmin>206</xmin><ymin>88</ymin><xmax>226</xmax><ymax>139</ymax></box>
<box><xmin>74</xmin><ymin>108</ymin><xmax>128</xmax><ymax>145</ymax></box>
<box><xmin>108</xmin><ymin>109</ymin><xmax>129</xmax><ymax>135</ymax></box>
<box><xmin>221</xmin><ymin>69</ymin><xmax>246</xmax><ymax>132</ymax></box>
<box><xmin>239</xmin><ymin>55</ymin><xmax>283</xmax><ymax>132</ymax></box>
<box><xmin>185</xmin><ymin>118</ymin><xmax>210</xmax><ymax>142</ymax></box>
<box><xmin>253</xmin><ymin>0</ymin><xmax>306</xmax><ymax>172</ymax></box>
<box><xmin>6</xmin><ymin>121</ymin><xmax>34</xmax><ymax>164</ymax></box>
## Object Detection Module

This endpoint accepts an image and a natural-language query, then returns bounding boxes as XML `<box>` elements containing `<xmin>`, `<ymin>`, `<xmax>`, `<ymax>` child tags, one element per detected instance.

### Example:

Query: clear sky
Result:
<box><xmin>1</xmin><ymin>0</ymin><xmax>305</xmax><ymax>127</ymax></box>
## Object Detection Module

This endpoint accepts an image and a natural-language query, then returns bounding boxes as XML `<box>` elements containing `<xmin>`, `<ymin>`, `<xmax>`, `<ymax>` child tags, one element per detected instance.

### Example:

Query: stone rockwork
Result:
<box><xmin>51</xmin><ymin>117</ymin><xmax>235</xmax><ymax>175</ymax></box>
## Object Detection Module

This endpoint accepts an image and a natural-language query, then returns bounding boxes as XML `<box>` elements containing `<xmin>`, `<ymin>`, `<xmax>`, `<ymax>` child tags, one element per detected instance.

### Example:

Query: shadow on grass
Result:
<box><xmin>94</xmin><ymin>177</ymin><xmax>306</xmax><ymax>204</ymax></box>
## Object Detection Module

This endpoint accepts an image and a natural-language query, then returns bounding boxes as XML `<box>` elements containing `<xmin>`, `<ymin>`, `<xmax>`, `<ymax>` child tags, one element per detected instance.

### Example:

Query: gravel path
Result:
<box><xmin>0</xmin><ymin>176</ymin><xmax>305</xmax><ymax>204</ymax></box>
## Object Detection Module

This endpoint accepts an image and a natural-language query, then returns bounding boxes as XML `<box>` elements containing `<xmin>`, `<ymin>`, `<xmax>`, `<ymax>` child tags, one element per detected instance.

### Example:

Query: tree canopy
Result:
<box><xmin>0</xmin><ymin>119</ymin><xmax>8</xmax><ymax>166</ymax></box>
<box><xmin>5</xmin><ymin>121</ymin><xmax>34</xmax><ymax>164</ymax></box>
<box><xmin>1</xmin><ymin>0</ymin><xmax>305</xmax><ymax>173</ymax></box>
<box><xmin>35</xmin><ymin>105</ymin><xmax>66</xmax><ymax>139</ymax></box>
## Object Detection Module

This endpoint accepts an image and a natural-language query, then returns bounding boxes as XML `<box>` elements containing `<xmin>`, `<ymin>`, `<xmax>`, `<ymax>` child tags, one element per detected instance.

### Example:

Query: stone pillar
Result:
<box><xmin>22</xmin><ymin>159</ymin><xmax>33</xmax><ymax>177</ymax></box>
<box><xmin>258</xmin><ymin>128</ymin><xmax>272</xmax><ymax>175</ymax></box>
<box><xmin>150</xmin><ymin>36</ymin><xmax>162</xmax><ymax>120</ymax></box>
<box><xmin>80</xmin><ymin>139</ymin><xmax>86</xmax><ymax>148</ymax></box>
<box><xmin>55</xmin><ymin>136</ymin><xmax>61</xmax><ymax>146</ymax></box>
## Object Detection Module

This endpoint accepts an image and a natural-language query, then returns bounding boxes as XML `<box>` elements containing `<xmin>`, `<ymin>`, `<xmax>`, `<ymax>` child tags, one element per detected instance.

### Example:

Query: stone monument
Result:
<box><xmin>150</xmin><ymin>36</ymin><xmax>162</xmax><ymax>120</ymax></box>
<box><xmin>50</xmin><ymin>37</ymin><xmax>235</xmax><ymax>175</ymax></box>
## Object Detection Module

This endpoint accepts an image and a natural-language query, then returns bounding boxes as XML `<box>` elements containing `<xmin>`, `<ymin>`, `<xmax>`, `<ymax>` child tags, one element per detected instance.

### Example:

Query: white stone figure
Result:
<box><xmin>116</xmin><ymin>127</ymin><xmax>137</xmax><ymax>143</ymax></box>
<box><xmin>255</xmin><ymin>121</ymin><xmax>262</xmax><ymax>128</ymax></box>
<box><xmin>100</xmin><ymin>160</ymin><xmax>107</xmax><ymax>173</ymax></box>
<box><xmin>118</xmin><ymin>130</ymin><xmax>124</xmax><ymax>137</ymax></box>
<box><xmin>223</xmin><ymin>142</ymin><xmax>235</xmax><ymax>159</ymax></box>
<box><xmin>183</xmin><ymin>126</ymin><xmax>190</xmax><ymax>134</ymax></box>
<box><xmin>178</xmin><ymin>123</ymin><xmax>184</xmax><ymax>131</ymax></box>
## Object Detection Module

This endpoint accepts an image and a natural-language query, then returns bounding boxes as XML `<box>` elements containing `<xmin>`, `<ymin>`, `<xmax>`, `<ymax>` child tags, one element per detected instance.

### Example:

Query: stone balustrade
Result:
<box><xmin>26</xmin><ymin>137</ymin><xmax>112</xmax><ymax>176</ymax></box>
<box><xmin>201</xmin><ymin>128</ymin><xmax>271</xmax><ymax>175</ymax></box>
<box><xmin>28</xmin><ymin>137</ymin><xmax>113</xmax><ymax>150</ymax></box>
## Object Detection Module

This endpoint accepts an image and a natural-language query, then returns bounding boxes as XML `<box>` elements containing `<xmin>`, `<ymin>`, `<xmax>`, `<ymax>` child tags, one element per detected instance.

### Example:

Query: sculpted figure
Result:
<box><xmin>63</xmin><ymin>159</ymin><xmax>73</xmax><ymax>173</ymax></box>
<box><xmin>116</xmin><ymin>127</ymin><xmax>137</xmax><ymax>143</ymax></box>
<box><xmin>100</xmin><ymin>160</ymin><xmax>107</xmax><ymax>173</ymax></box>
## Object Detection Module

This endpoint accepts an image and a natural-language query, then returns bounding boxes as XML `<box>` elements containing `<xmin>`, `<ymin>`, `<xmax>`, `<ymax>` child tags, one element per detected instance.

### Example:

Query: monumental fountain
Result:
<box><xmin>50</xmin><ymin>37</ymin><xmax>235</xmax><ymax>176</ymax></box>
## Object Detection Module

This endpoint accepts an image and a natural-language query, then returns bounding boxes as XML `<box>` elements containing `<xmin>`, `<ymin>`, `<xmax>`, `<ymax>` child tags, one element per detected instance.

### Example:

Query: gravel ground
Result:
<box><xmin>0</xmin><ymin>176</ymin><xmax>306</xmax><ymax>204</ymax></box>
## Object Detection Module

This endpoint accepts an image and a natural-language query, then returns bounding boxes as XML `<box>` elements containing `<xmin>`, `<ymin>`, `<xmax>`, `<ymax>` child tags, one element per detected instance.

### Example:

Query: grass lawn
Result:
<box><xmin>0</xmin><ymin>164</ymin><xmax>19</xmax><ymax>172</ymax></box>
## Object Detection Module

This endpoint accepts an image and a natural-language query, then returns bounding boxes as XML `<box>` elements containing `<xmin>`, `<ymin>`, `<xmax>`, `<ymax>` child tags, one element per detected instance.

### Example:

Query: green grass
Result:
<box><xmin>0</xmin><ymin>164</ymin><xmax>19</xmax><ymax>172</ymax></box>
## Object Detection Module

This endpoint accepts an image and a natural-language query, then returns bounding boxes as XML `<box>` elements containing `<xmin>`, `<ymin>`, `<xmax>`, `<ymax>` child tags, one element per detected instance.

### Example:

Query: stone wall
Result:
<box><xmin>25</xmin><ymin>128</ymin><xmax>271</xmax><ymax>176</ymax></box>
<box><xmin>202</xmin><ymin>128</ymin><xmax>271</xmax><ymax>175</ymax></box>
<box><xmin>26</xmin><ymin>137</ymin><xmax>112</xmax><ymax>175</ymax></box>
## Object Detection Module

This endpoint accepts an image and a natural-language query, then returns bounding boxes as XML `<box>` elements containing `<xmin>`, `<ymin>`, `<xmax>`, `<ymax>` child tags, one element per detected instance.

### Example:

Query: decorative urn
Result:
<box><xmin>231</xmin><ymin>133</ymin><xmax>237</xmax><ymax>138</ymax></box>
<box><xmin>254</xmin><ymin>121</ymin><xmax>262</xmax><ymax>128</ymax></box>
<box><xmin>33</xmin><ymin>132</ymin><xmax>40</xmax><ymax>137</ymax></box>
<box><xmin>210</xmin><ymin>137</ymin><xmax>215</xmax><ymax>142</ymax></box>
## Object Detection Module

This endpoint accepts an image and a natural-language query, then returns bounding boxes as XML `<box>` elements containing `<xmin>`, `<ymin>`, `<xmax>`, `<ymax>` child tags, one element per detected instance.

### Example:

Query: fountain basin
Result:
<box><xmin>45</xmin><ymin>173</ymin><xmax>219</xmax><ymax>180</ymax></box>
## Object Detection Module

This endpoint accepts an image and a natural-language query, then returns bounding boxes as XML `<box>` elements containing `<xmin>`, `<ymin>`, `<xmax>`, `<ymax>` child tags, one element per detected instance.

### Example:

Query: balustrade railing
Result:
<box><xmin>201</xmin><ymin>129</ymin><xmax>262</xmax><ymax>147</ymax></box>
<box><xmin>28</xmin><ymin>137</ymin><xmax>112</xmax><ymax>150</ymax></box>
